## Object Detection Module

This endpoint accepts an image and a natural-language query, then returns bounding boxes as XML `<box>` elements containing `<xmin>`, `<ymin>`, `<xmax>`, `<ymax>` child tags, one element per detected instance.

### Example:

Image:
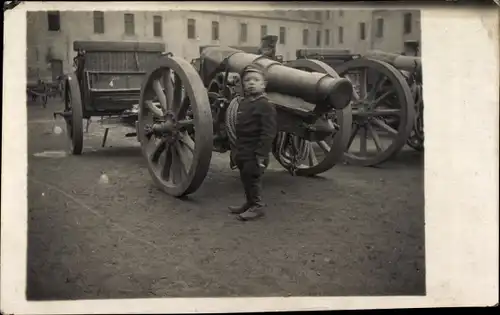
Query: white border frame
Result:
<box><xmin>2</xmin><ymin>2</ymin><xmax>499</xmax><ymax>313</ymax></box>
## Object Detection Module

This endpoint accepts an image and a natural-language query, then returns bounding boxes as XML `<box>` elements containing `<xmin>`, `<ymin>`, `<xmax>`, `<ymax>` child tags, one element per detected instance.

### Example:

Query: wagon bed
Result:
<box><xmin>72</xmin><ymin>40</ymin><xmax>165</xmax><ymax>115</ymax></box>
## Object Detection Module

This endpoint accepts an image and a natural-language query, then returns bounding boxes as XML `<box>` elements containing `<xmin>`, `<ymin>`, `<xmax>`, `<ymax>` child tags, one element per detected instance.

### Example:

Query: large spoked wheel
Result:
<box><xmin>272</xmin><ymin>59</ymin><xmax>353</xmax><ymax>176</ymax></box>
<box><xmin>138</xmin><ymin>56</ymin><xmax>213</xmax><ymax>197</ymax></box>
<box><xmin>335</xmin><ymin>58</ymin><xmax>416</xmax><ymax>167</ymax></box>
<box><xmin>64</xmin><ymin>74</ymin><xmax>84</xmax><ymax>155</ymax></box>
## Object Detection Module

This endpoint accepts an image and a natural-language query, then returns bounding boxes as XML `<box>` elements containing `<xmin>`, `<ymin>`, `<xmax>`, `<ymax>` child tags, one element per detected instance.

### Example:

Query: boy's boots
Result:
<box><xmin>228</xmin><ymin>203</ymin><xmax>250</xmax><ymax>214</ymax></box>
<box><xmin>237</xmin><ymin>204</ymin><xmax>265</xmax><ymax>221</ymax></box>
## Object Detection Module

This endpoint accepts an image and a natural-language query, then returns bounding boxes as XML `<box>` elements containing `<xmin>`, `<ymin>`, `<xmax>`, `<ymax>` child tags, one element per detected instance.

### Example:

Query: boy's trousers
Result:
<box><xmin>235</xmin><ymin>157</ymin><xmax>267</xmax><ymax>206</ymax></box>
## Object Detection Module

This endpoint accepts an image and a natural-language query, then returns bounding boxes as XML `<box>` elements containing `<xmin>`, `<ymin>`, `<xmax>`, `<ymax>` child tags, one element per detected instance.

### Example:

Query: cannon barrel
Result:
<box><xmin>363</xmin><ymin>50</ymin><xmax>421</xmax><ymax>73</ymax></box>
<box><xmin>201</xmin><ymin>46</ymin><xmax>353</xmax><ymax>111</ymax></box>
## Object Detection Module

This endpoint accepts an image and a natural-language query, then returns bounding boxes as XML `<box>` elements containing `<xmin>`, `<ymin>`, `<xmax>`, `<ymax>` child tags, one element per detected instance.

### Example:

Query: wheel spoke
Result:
<box><xmin>371</xmin><ymin>90</ymin><xmax>395</xmax><ymax>109</ymax></box>
<box><xmin>359</xmin><ymin>126</ymin><xmax>368</xmax><ymax>155</ymax></box>
<box><xmin>175</xmin><ymin>140</ymin><xmax>192</xmax><ymax>175</ymax></box>
<box><xmin>372</xmin><ymin>108</ymin><xmax>401</xmax><ymax>116</ymax></box>
<box><xmin>367</xmin><ymin>123</ymin><xmax>384</xmax><ymax>152</ymax></box>
<box><xmin>179</xmin><ymin>131</ymin><xmax>195</xmax><ymax>152</ymax></box>
<box><xmin>173</xmin><ymin>73</ymin><xmax>183</xmax><ymax>113</ymax></box>
<box><xmin>372</xmin><ymin>118</ymin><xmax>398</xmax><ymax>136</ymax></box>
<box><xmin>176</xmin><ymin>96</ymin><xmax>191</xmax><ymax>120</ymax></box>
<box><xmin>152</xmin><ymin>79</ymin><xmax>168</xmax><ymax>112</ymax></box>
<box><xmin>150</xmin><ymin>138</ymin><xmax>167</xmax><ymax>163</ymax></box>
<box><xmin>161</xmin><ymin>144</ymin><xmax>173</xmax><ymax>180</ymax></box>
<box><xmin>307</xmin><ymin>143</ymin><xmax>318</xmax><ymax>166</ymax></box>
<box><xmin>346</xmin><ymin>123</ymin><xmax>361</xmax><ymax>149</ymax></box>
<box><xmin>162</xmin><ymin>69</ymin><xmax>174</xmax><ymax>111</ymax></box>
<box><xmin>352</xmin><ymin>108</ymin><xmax>401</xmax><ymax>117</ymax></box>
<box><xmin>366</xmin><ymin>74</ymin><xmax>387</xmax><ymax>101</ymax></box>
<box><xmin>358</xmin><ymin>69</ymin><xmax>368</xmax><ymax>100</ymax></box>
<box><xmin>145</xmin><ymin>100</ymin><xmax>164</xmax><ymax>117</ymax></box>
<box><xmin>316</xmin><ymin>140</ymin><xmax>331</xmax><ymax>154</ymax></box>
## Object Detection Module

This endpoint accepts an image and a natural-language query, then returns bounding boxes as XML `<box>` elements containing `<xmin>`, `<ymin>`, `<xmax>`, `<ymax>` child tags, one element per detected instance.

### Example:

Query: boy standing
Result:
<box><xmin>229</xmin><ymin>65</ymin><xmax>277</xmax><ymax>221</ymax></box>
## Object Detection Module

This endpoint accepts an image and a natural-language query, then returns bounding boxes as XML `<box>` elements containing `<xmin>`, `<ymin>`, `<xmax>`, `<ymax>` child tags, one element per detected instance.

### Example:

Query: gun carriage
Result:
<box><xmin>138</xmin><ymin>45</ymin><xmax>354</xmax><ymax>197</ymax></box>
<box><xmin>296</xmin><ymin>47</ymin><xmax>423</xmax><ymax>167</ymax></box>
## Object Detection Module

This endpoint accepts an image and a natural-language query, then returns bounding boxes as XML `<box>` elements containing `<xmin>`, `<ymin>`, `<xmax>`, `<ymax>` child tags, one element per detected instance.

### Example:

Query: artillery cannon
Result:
<box><xmin>55</xmin><ymin>40</ymin><xmax>354</xmax><ymax>198</ymax></box>
<box><xmin>296</xmin><ymin>47</ymin><xmax>422</xmax><ymax>167</ymax></box>
<box><xmin>138</xmin><ymin>45</ymin><xmax>354</xmax><ymax>196</ymax></box>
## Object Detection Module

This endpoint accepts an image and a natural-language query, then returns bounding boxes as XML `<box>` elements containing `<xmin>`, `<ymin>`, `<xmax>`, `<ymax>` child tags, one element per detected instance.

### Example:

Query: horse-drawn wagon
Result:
<box><xmin>55</xmin><ymin>40</ymin><xmax>355</xmax><ymax>198</ymax></box>
<box><xmin>296</xmin><ymin>47</ymin><xmax>423</xmax><ymax>166</ymax></box>
<box><xmin>54</xmin><ymin>41</ymin><xmax>166</xmax><ymax>154</ymax></box>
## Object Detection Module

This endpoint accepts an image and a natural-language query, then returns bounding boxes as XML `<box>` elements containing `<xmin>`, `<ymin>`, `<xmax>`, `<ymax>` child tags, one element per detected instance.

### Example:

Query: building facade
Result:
<box><xmin>26</xmin><ymin>9</ymin><xmax>420</xmax><ymax>83</ymax></box>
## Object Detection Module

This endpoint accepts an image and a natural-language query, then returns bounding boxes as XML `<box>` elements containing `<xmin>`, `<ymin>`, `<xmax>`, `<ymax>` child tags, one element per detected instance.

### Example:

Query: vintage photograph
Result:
<box><xmin>25</xmin><ymin>8</ymin><xmax>425</xmax><ymax>300</ymax></box>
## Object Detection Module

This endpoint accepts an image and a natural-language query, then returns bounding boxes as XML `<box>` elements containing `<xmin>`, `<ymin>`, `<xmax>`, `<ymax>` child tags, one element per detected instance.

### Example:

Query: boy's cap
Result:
<box><xmin>240</xmin><ymin>64</ymin><xmax>267</xmax><ymax>79</ymax></box>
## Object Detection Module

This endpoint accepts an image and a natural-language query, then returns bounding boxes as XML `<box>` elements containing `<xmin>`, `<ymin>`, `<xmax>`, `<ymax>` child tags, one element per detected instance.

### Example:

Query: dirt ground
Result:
<box><xmin>26</xmin><ymin>99</ymin><xmax>425</xmax><ymax>300</ymax></box>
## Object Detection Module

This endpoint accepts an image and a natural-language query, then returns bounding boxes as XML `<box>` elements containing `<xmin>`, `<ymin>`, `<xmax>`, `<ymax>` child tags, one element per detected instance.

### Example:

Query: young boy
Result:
<box><xmin>228</xmin><ymin>64</ymin><xmax>277</xmax><ymax>221</ymax></box>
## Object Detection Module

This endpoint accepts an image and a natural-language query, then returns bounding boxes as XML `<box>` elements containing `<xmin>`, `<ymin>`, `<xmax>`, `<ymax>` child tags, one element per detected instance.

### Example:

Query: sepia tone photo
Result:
<box><xmin>2</xmin><ymin>1</ymin><xmax>499</xmax><ymax>313</ymax></box>
<box><xmin>25</xmin><ymin>8</ymin><xmax>426</xmax><ymax>300</ymax></box>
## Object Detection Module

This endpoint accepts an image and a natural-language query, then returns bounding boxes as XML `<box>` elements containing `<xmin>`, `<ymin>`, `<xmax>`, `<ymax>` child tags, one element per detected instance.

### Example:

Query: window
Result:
<box><xmin>279</xmin><ymin>26</ymin><xmax>286</xmax><ymax>44</ymax></box>
<box><xmin>404</xmin><ymin>13</ymin><xmax>412</xmax><ymax>34</ymax></box>
<box><xmin>315</xmin><ymin>11</ymin><xmax>321</xmax><ymax>20</ymax></box>
<box><xmin>187</xmin><ymin>19</ymin><xmax>196</xmax><ymax>39</ymax></box>
<box><xmin>338</xmin><ymin>26</ymin><xmax>343</xmax><ymax>44</ymax></box>
<box><xmin>359</xmin><ymin>22</ymin><xmax>366</xmax><ymax>40</ymax></box>
<box><xmin>302</xmin><ymin>29</ymin><xmax>309</xmax><ymax>46</ymax></box>
<box><xmin>93</xmin><ymin>11</ymin><xmax>104</xmax><ymax>34</ymax></box>
<box><xmin>47</xmin><ymin>11</ymin><xmax>60</xmax><ymax>31</ymax></box>
<box><xmin>376</xmin><ymin>18</ymin><xmax>384</xmax><ymax>38</ymax></box>
<box><xmin>325</xmin><ymin>29</ymin><xmax>330</xmax><ymax>46</ymax></box>
<box><xmin>240</xmin><ymin>23</ymin><xmax>247</xmax><ymax>42</ymax></box>
<box><xmin>260</xmin><ymin>25</ymin><xmax>268</xmax><ymax>39</ymax></box>
<box><xmin>153</xmin><ymin>15</ymin><xmax>162</xmax><ymax>37</ymax></box>
<box><xmin>316</xmin><ymin>30</ymin><xmax>321</xmax><ymax>46</ymax></box>
<box><xmin>124</xmin><ymin>13</ymin><xmax>135</xmax><ymax>35</ymax></box>
<box><xmin>326</xmin><ymin>11</ymin><xmax>330</xmax><ymax>20</ymax></box>
<box><xmin>212</xmin><ymin>21</ymin><xmax>219</xmax><ymax>40</ymax></box>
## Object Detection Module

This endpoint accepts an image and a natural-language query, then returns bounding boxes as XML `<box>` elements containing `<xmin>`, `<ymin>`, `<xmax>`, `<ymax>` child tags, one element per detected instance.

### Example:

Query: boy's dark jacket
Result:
<box><xmin>235</xmin><ymin>94</ymin><xmax>277</xmax><ymax>161</ymax></box>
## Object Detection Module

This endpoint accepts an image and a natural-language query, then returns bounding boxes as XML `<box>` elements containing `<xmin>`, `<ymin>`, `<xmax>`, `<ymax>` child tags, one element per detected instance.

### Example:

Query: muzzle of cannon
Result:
<box><xmin>200</xmin><ymin>46</ymin><xmax>354</xmax><ymax>113</ymax></box>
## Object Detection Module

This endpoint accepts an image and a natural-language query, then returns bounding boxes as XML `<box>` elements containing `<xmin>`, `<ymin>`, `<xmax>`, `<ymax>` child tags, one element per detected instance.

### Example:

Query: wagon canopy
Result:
<box><xmin>73</xmin><ymin>41</ymin><xmax>166</xmax><ymax>72</ymax></box>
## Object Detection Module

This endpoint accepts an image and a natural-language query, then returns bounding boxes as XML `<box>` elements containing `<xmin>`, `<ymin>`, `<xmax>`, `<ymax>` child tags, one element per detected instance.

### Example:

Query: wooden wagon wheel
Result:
<box><xmin>335</xmin><ymin>58</ymin><xmax>416</xmax><ymax>167</ymax></box>
<box><xmin>137</xmin><ymin>56</ymin><xmax>213</xmax><ymax>197</ymax></box>
<box><xmin>64</xmin><ymin>74</ymin><xmax>84</xmax><ymax>155</ymax></box>
<box><xmin>272</xmin><ymin>59</ymin><xmax>353</xmax><ymax>176</ymax></box>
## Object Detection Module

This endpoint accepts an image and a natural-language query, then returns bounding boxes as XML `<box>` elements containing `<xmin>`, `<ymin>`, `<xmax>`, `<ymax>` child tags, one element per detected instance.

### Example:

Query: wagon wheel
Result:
<box><xmin>138</xmin><ymin>56</ymin><xmax>213</xmax><ymax>197</ymax></box>
<box><xmin>64</xmin><ymin>74</ymin><xmax>84</xmax><ymax>155</ymax></box>
<box><xmin>272</xmin><ymin>59</ymin><xmax>353</xmax><ymax>176</ymax></box>
<box><xmin>335</xmin><ymin>58</ymin><xmax>415</xmax><ymax>166</ymax></box>
<box><xmin>406</xmin><ymin>82</ymin><xmax>424</xmax><ymax>151</ymax></box>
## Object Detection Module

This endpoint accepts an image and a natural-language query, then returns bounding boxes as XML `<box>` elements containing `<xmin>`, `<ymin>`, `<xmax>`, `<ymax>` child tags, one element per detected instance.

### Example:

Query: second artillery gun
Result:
<box><xmin>296</xmin><ymin>45</ymin><xmax>422</xmax><ymax>167</ymax></box>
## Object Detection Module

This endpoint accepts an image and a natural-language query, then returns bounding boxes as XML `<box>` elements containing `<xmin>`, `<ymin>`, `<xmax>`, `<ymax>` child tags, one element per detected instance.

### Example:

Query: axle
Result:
<box><xmin>145</xmin><ymin>118</ymin><xmax>193</xmax><ymax>138</ymax></box>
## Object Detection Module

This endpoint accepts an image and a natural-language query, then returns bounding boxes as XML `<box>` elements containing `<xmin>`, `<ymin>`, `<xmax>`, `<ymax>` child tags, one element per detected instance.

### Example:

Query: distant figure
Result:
<box><xmin>228</xmin><ymin>65</ymin><xmax>277</xmax><ymax>221</ymax></box>
<box><xmin>258</xmin><ymin>35</ymin><xmax>278</xmax><ymax>59</ymax></box>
